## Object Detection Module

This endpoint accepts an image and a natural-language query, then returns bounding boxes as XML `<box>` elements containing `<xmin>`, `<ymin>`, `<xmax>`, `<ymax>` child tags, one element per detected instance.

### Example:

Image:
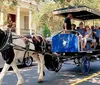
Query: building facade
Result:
<box><xmin>0</xmin><ymin>0</ymin><xmax>36</xmax><ymax>35</ymax></box>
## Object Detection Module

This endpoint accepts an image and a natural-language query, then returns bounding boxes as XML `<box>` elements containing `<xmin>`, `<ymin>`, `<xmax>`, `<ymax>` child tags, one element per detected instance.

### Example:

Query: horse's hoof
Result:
<box><xmin>16</xmin><ymin>79</ymin><xmax>24</xmax><ymax>85</ymax></box>
<box><xmin>38</xmin><ymin>79</ymin><xmax>43</xmax><ymax>83</ymax></box>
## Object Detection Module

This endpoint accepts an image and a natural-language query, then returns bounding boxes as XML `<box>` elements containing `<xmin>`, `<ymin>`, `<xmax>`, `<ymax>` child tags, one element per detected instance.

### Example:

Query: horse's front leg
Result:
<box><xmin>0</xmin><ymin>63</ymin><xmax>10</xmax><ymax>85</ymax></box>
<box><xmin>33</xmin><ymin>53</ymin><xmax>41</xmax><ymax>74</ymax></box>
<box><xmin>38</xmin><ymin>54</ymin><xmax>44</xmax><ymax>83</ymax></box>
<box><xmin>11</xmin><ymin>62</ymin><xmax>24</xmax><ymax>85</ymax></box>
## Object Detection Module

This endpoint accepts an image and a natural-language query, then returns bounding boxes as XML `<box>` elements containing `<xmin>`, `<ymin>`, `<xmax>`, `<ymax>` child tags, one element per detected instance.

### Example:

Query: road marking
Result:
<box><xmin>70</xmin><ymin>72</ymin><xmax>100</xmax><ymax>85</ymax></box>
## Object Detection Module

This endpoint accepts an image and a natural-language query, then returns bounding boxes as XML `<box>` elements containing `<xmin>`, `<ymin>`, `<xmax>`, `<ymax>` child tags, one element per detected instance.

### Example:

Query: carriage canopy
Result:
<box><xmin>53</xmin><ymin>6</ymin><xmax>100</xmax><ymax>20</ymax></box>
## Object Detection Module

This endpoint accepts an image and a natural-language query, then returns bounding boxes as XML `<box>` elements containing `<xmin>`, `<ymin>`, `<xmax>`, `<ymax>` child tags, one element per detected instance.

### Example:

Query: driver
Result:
<box><xmin>64</xmin><ymin>14</ymin><xmax>73</xmax><ymax>32</ymax></box>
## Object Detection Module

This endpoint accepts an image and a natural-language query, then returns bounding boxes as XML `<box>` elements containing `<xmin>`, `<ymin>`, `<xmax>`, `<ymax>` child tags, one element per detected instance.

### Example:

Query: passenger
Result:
<box><xmin>71</xmin><ymin>24</ymin><xmax>76</xmax><ymax>31</ymax></box>
<box><xmin>76</xmin><ymin>22</ymin><xmax>85</xmax><ymax>37</ymax></box>
<box><xmin>71</xmin><ymin>24</ymin><xmax>78</xmax><ymax>34</ymax></box>
<box><xmin>82</xmin><ymin>26</ymin><xmax>95</xmax><ymax>49</ymax></box>
<box><xmin>91</xmin><ymin>26</ymin><xmax>96</xmax><ymax>39</ymax></box>
<box><xmin>91</xmin><ymin>26</ymin><xmax>95</xmax><ymax>32</ymax></box>
<box><xmin>94</xmin><ymin>25</ymin><xmax>100</xmax><ymax>45</ymax></box>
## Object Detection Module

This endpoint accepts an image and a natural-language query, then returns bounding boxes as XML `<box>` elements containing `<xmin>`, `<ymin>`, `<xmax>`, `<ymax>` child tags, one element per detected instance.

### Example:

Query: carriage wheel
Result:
<box><xmin>80</xmin><ymin>57</ymin><xmax>90</xmax><ymax>75</ymax></box>
<box><xmin>24</xmin><ymin>57</ymin><xmax>33</xmax><ymax>67</ymax></box>
<box><xmin>44</xmin><ymin>53</ymin><xmax>62</xmax><ymax>72</ymax></box>
<box><xmin>54</xmin><ymin>57</ymin><xmax>62</xmax><ymax>72</ymax></box>
<box><xmin>74</xmin><ymin>58</ymin><xmax>80</xmax><ymax>66</ymax></box>
<box><xmin>55</xmin><ymin>62</ymin><xmax>62</xmax><ymax>72</ymax></box>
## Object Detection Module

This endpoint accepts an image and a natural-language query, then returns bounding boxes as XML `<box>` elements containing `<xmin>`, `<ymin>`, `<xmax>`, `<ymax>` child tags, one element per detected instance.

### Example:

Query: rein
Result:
<box><xmin>11</xmin><ymin>35</ymin><xmax>36</xmax><ymax>52</ymax></box>
<box><xmin>0</xmin><ymin>31</ymin><xmax>47</xmax><ymax>54</ymax></box>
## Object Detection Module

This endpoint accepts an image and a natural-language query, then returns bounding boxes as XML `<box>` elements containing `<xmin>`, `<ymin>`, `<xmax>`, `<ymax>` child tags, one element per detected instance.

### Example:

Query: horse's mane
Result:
<box><xmin>0</xmin><ymin>29</ymin><xmax>5</xmax><ymax>47</ymax></box>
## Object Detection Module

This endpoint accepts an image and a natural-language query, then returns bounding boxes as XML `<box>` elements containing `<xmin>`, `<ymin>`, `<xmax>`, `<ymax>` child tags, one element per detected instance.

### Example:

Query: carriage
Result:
<box><xmin>44</xmin><ymin>6</ymin><xmax>100</xmax><ymax>75</ymax></box>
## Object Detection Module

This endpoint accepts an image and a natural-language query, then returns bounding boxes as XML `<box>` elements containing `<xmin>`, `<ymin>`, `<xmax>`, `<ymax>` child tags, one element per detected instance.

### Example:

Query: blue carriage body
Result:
<box><xmin>52</xmin><ymin>34</ymin><xmax>79</xmax><ymax>53</ymax></box>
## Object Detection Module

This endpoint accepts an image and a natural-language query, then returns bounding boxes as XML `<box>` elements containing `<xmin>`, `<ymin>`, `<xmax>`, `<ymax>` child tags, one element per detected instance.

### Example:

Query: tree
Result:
<box><xmin>0</xmin><ymin>0</ymin><xmax>18</xmax><ymax>12</ymax></box>
<box><xmin>32</xmin><ymin>1</ymin><xmax>59</xmax><ymax>32</ymax></box>
<box><xmin>40</xmin><ymin>24</ymin><xmax>51</xmax><ymax>38</ymax></box>
<box><xmin>71</xmin><ymin>0</ymin><xmax>99</xmax><ymax>9</ymax></box>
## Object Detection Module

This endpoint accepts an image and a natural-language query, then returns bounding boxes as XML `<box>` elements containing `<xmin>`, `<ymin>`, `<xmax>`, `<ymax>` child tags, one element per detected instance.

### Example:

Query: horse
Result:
<box><xmin>0</xmin><ymin>29</ymin><xmax>45</xmax><ymax>85</ymax></box>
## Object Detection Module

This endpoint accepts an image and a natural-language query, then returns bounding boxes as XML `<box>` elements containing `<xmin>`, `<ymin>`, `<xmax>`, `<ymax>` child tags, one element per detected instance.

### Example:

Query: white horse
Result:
<box><xmin>0</xmin><ymin>30</ymin><xmax>45</xmax><ymax>85</ymax></box>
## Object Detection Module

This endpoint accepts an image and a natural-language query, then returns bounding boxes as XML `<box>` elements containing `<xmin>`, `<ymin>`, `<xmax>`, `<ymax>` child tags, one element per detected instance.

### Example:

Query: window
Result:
<box><xmin>24</xmin><ymin>16</ymin><xmax>29</xmax><ymax>29</ymax></box>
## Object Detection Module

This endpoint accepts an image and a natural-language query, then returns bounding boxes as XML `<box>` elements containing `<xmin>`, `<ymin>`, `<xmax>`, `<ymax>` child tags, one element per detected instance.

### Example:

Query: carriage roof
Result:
<box><xmin>53</xmin><ymin>6</ymin><xmax>100</xmax><ymax>20</ymax></box>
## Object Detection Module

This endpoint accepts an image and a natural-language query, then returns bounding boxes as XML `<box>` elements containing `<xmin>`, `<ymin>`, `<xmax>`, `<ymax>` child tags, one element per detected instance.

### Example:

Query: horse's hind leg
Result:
<box><xmin>11</xmin><ymin>62</ymin><xmax>24</xmax><ymax>85</ymax></box>
<box><xmin>0</xmin><ymin>63</ymin><xmax>10</xmax><ymax>85</ymax></box>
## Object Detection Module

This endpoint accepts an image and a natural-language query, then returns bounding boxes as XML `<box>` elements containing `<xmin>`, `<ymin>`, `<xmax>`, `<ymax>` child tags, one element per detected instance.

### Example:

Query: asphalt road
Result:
<box><xmin>0</xmin><ymin>53</ymin><xmax>5</xmax><ymax>68</ymax></box>
<box><xmin>1</xmin><ymin>61</ymin><xmax>100</xmax><ymax>85</ymax></box>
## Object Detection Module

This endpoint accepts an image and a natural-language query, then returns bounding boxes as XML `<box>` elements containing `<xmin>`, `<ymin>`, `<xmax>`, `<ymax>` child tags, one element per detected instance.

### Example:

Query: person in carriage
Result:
<box><xmin>71</xmin><ymin>24</ymin><xmax>76</xmax><ymax>31</ymax></box>
<box><xmin>93</xmin><ymin>25</ymin><xmax>100</xmax><ymax>46</ymax></box>
<box><xmin>76</xmin><ymin>22</ymin><xmax>85</xmax><ymax>36</ymax></box>
<box><xmin>81</xmin><ymin>25</ymin><xmax>96</xmax><ymax>50</ymax></box>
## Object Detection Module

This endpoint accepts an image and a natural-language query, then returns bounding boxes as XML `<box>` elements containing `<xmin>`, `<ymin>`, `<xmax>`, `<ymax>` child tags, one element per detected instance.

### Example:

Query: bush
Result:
<box><xmin>41</xmin><ymin>24</ymin><xmax>51</xmax><ymax>38</ymax></box>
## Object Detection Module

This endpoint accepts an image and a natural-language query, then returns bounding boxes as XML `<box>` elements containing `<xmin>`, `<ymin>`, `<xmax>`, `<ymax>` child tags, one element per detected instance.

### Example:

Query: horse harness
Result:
<box><xmin>0</xmin><ymin>30</ymin><xmax>12</xmax><ymax>52</ymax></box>
<box><xmin>0</xmin><ymin>30</ymin><xmax>14</xmax><ymax>65</ymax></box>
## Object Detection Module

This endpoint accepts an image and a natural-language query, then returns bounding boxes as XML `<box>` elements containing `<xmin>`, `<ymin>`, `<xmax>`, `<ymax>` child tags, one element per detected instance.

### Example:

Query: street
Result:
<box><xmin>0</xmin><ymin>53</ymin><xmax>5</xmax><ymax>68</ymax></box>
<box><xmin>0</xmin><ymin>0</ymin><xmax>100</xmax><ymax>85</ymax></box>
<box><xmin>1</xmin><ymin>61</ymin><xmax>100</xmax><ymax>85</ymax></box>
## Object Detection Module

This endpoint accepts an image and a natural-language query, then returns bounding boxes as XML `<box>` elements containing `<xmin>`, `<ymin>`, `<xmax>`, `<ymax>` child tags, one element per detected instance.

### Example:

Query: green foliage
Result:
<box><xmin>0</xmin><ymin>0</ymin><xmax>18</xmax><ymax>13</ymax></box>
<box><xmin>32</xmin><ymin>2</ymin><xmax>59</xmax><ymax>31</ymax></box>
<box><xmin>41</xmin><ymin>24</ymin><xmax>51</xmax><ymax>38</ymax></box>
<box><xmin>71</xmin><ymin>0</ymin><xmax>99</xmax><ymax>9</ymax></box>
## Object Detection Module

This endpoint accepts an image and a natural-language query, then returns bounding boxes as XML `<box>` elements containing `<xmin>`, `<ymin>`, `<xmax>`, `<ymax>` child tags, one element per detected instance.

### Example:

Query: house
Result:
<box><xmin>0</xmin><ymin>0</ymin><xmax>37</xmax><ymax>35</ymax></box>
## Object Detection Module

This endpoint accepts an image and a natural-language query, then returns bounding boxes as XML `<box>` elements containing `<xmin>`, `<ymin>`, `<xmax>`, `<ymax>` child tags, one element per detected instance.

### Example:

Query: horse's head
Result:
<box><xmin>31</xmin><ymin>36</ymin><xmax>43</xmax><ymax>52</ymax></box>
<box><xmin>23</xmin><ymin>37</ymin><xmax>30</xmax><ymax>44</ymax></box>
<box><xmin>32</xmin><ymin>35</ymin><xmax>52</xmax><ymax>53</ymax></box>
<box><xmin>32</xmin><ymin>36</ymin><xmax>43</xmax><ymax>44</ymax></box>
